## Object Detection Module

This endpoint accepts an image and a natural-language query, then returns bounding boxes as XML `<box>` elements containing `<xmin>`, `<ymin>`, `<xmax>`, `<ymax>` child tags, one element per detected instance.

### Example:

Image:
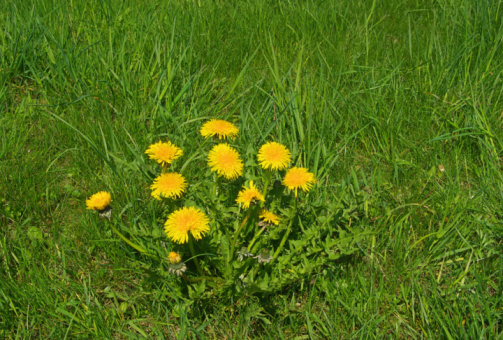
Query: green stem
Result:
<box><xmin>260</xmin><ymin>171</ymin><xmax>273</xmax><ymax>207</ymax></box>
<box><xmin>213</xmin><ymin>173</ymin><xmax>219</xmax><ymax>197</ymax></box>
<box><xmin>273</xmin><ymin>198</ymin><xmax>298</xmax><ymax>259</ymax></box>
<box><xmin>252</xmin><ymin>171</ymin><xmax>272</xmax><ymax>249</ymax></box>
<box><xmin>109</xmin><ymin>223</ymin><xmax>157</xmax><ymax>259</ymax></box>
<box><xmin>188</xmin><ymin>236</ymin><xmax>203</xmax><ymax>276</ymax></box>
<box><xmin>229</xmin><ymin>209</ymin><xmax>252</xmax><ymax>261</ymax></box>
<box><xmin>248</xmin><ymin>227</ymin><xmax>267</xmax><ymax>253</ymax></box>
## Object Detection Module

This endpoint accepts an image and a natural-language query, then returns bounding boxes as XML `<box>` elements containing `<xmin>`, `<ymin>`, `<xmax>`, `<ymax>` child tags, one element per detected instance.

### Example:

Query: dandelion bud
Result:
<box><xmin>255</xmin><ymin>249</ymin><xmax>273</xmax><ymax>263</ymax></box>
<box><xmin>237</xmin><ymin>247</ymin><xmax>254</xmax><ymax>261</ymax></box>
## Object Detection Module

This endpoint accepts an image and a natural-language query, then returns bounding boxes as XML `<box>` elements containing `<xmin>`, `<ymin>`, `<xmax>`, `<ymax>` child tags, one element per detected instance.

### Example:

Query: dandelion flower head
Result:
<box><xmin>151</xmin><ymin>173</ymin><xmax>187</xmax><ymax>200</ymax></box>
<box><xmin>164</xmin><ymin>206</ymin><xmax>210</xmax><ymax>244</ymax></box>
<box><xmin>145</xmin><ymin>141</ymin><xmax>183</xmax><ymax>166</ymax></box>
<box><xmin>259</xmin><ymin>209</ymin><xmax>280</xmax><ymax>226</ymax></box>
<box><xmin>168</xmin><ymin>252</ymin><xmax>182</xmax><ymax>264</ymax></box>
<box><xmin>236</xmin><ymin>180</ymin><xmax>265</xmax><ymax>209</ymax></box>
<box><xmin>208</xmin><ymin>143</ymin><xmax>243</xmax><ymax>180</ymax></box>
<box><xmin>200</xmin><ymin>119</ymin><xmax>239</xmax><ymax>140</ymax></box>
<box><xmin>257</xmin><ymin>142</ymin><xmax>291</xmax><ymax>170</ymax></box>
<box><xmin>282</xmin><ymin>167</ymin><xmax>316</xmax><ymax>197</ymax></box>
<box><xmin>86</xmin><ymin>191</ymin><xmax>112</xmax><ymax>211</ymax></box>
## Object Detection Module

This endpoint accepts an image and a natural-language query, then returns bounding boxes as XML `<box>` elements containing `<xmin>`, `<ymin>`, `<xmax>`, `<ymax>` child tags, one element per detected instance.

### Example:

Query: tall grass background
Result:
<box><xmin>1</xmin><ymin>0</ymin><xmax>502</xmax><ymax>338</ymax></box>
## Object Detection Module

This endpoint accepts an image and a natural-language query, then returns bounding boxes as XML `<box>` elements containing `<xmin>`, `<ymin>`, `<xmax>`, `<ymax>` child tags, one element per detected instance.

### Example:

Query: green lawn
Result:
<box><xmin>1</xmin><ymin>0</ymin><xmax>502</xmax><ymax>338</ymax></box>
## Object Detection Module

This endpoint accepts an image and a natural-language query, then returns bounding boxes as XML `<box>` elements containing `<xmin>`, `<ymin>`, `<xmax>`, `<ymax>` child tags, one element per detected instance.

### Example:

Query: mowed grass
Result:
<box><xmin>1</xmin><ymin>0</ymin><xmax>503</xmax><ymax>338</ymax></box>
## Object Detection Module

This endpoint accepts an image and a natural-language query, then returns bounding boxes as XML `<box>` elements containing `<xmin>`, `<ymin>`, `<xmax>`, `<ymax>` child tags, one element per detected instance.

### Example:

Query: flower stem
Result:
<box><xmin>108</xmin><ymin>223</ymin><xmax>157</xmax><ymax>259</ymax></box>
<box><xmin>273</xmin><ymin>198</ymin><xmax>298</xmax><ymax>259</ymax></box>
<box><xmin>261</xmin><ymin>171</ymin><xmax>273</xmax><ymax>207</ymax></box>
<box><xmin>248</xmin><ymin>227</ymin><xmax>267</xmax><ymax>253</ymax></box>
<box><xmin>229</xmin><ymin>209</ymin><xmax>252</xmax><ymax>261</ymax></box>
<box><xmin>188</xmin><ymin>236</ymin><xmax>203</xmax><ymax>276</ymax></box>
<box><xmin>213</xmin><ymin>173</ymin><xmax>219</xmax><ymax>197</ymax></box>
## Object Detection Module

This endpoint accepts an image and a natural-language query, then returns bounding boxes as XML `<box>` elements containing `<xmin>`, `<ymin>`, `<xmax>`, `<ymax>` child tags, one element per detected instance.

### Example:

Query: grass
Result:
<box><xmin>1</xmin><ymin>0</ymin><xmax>503</xmax><ymax>338</ymax></box>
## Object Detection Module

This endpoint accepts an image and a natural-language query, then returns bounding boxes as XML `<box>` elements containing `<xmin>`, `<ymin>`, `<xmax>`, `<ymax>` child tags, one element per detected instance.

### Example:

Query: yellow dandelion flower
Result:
<box><xmin>236</xmin><ymin>180</ymin><xmax>265</xmax><ymax>209</ymax></box>
<box><xmin>200</xmin><ymin>119</ymin><xmax>239</xmax><ymax>140</ymax></box>
<box><xmin>150</xmin><ymin>173</ymin><xmax>187</xmax><ymax>200</ymax></box>
<box><xmin>164</xmin><ymin>207</ymin><xmax>210</xmax><ymax>244</ymax></box>
<box><xmin>168</xmin><ymin>252</ymin><xmax>182</xmax><ymax>264</ymax></box>
<box><xmin>259</xmin><ymin>209</ymin><xmax>280</xmax><ymax>225</ymax></box>
<box><xmin>282</xmin><ymin>167</ymin><xmax>316</xmax><ymax>197</ymax></box>
<box><xmin>86</xmin><ymin>191</ymin><xmax>112</xmax><ymax>211</ymax></box>
<box><xmin>145</xmin><ymin>141</ymin><xmax>183</xmax><ymax>166</ymax></box>
<box><xmin>257</xmin><ymin>142</ymin><xmax>291</xmax><ymax>170</ymax></box>
<box><xmin>207</xmin><ymin>143</ymin><xmax>244</xmax><ymax>180</ymax></box>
